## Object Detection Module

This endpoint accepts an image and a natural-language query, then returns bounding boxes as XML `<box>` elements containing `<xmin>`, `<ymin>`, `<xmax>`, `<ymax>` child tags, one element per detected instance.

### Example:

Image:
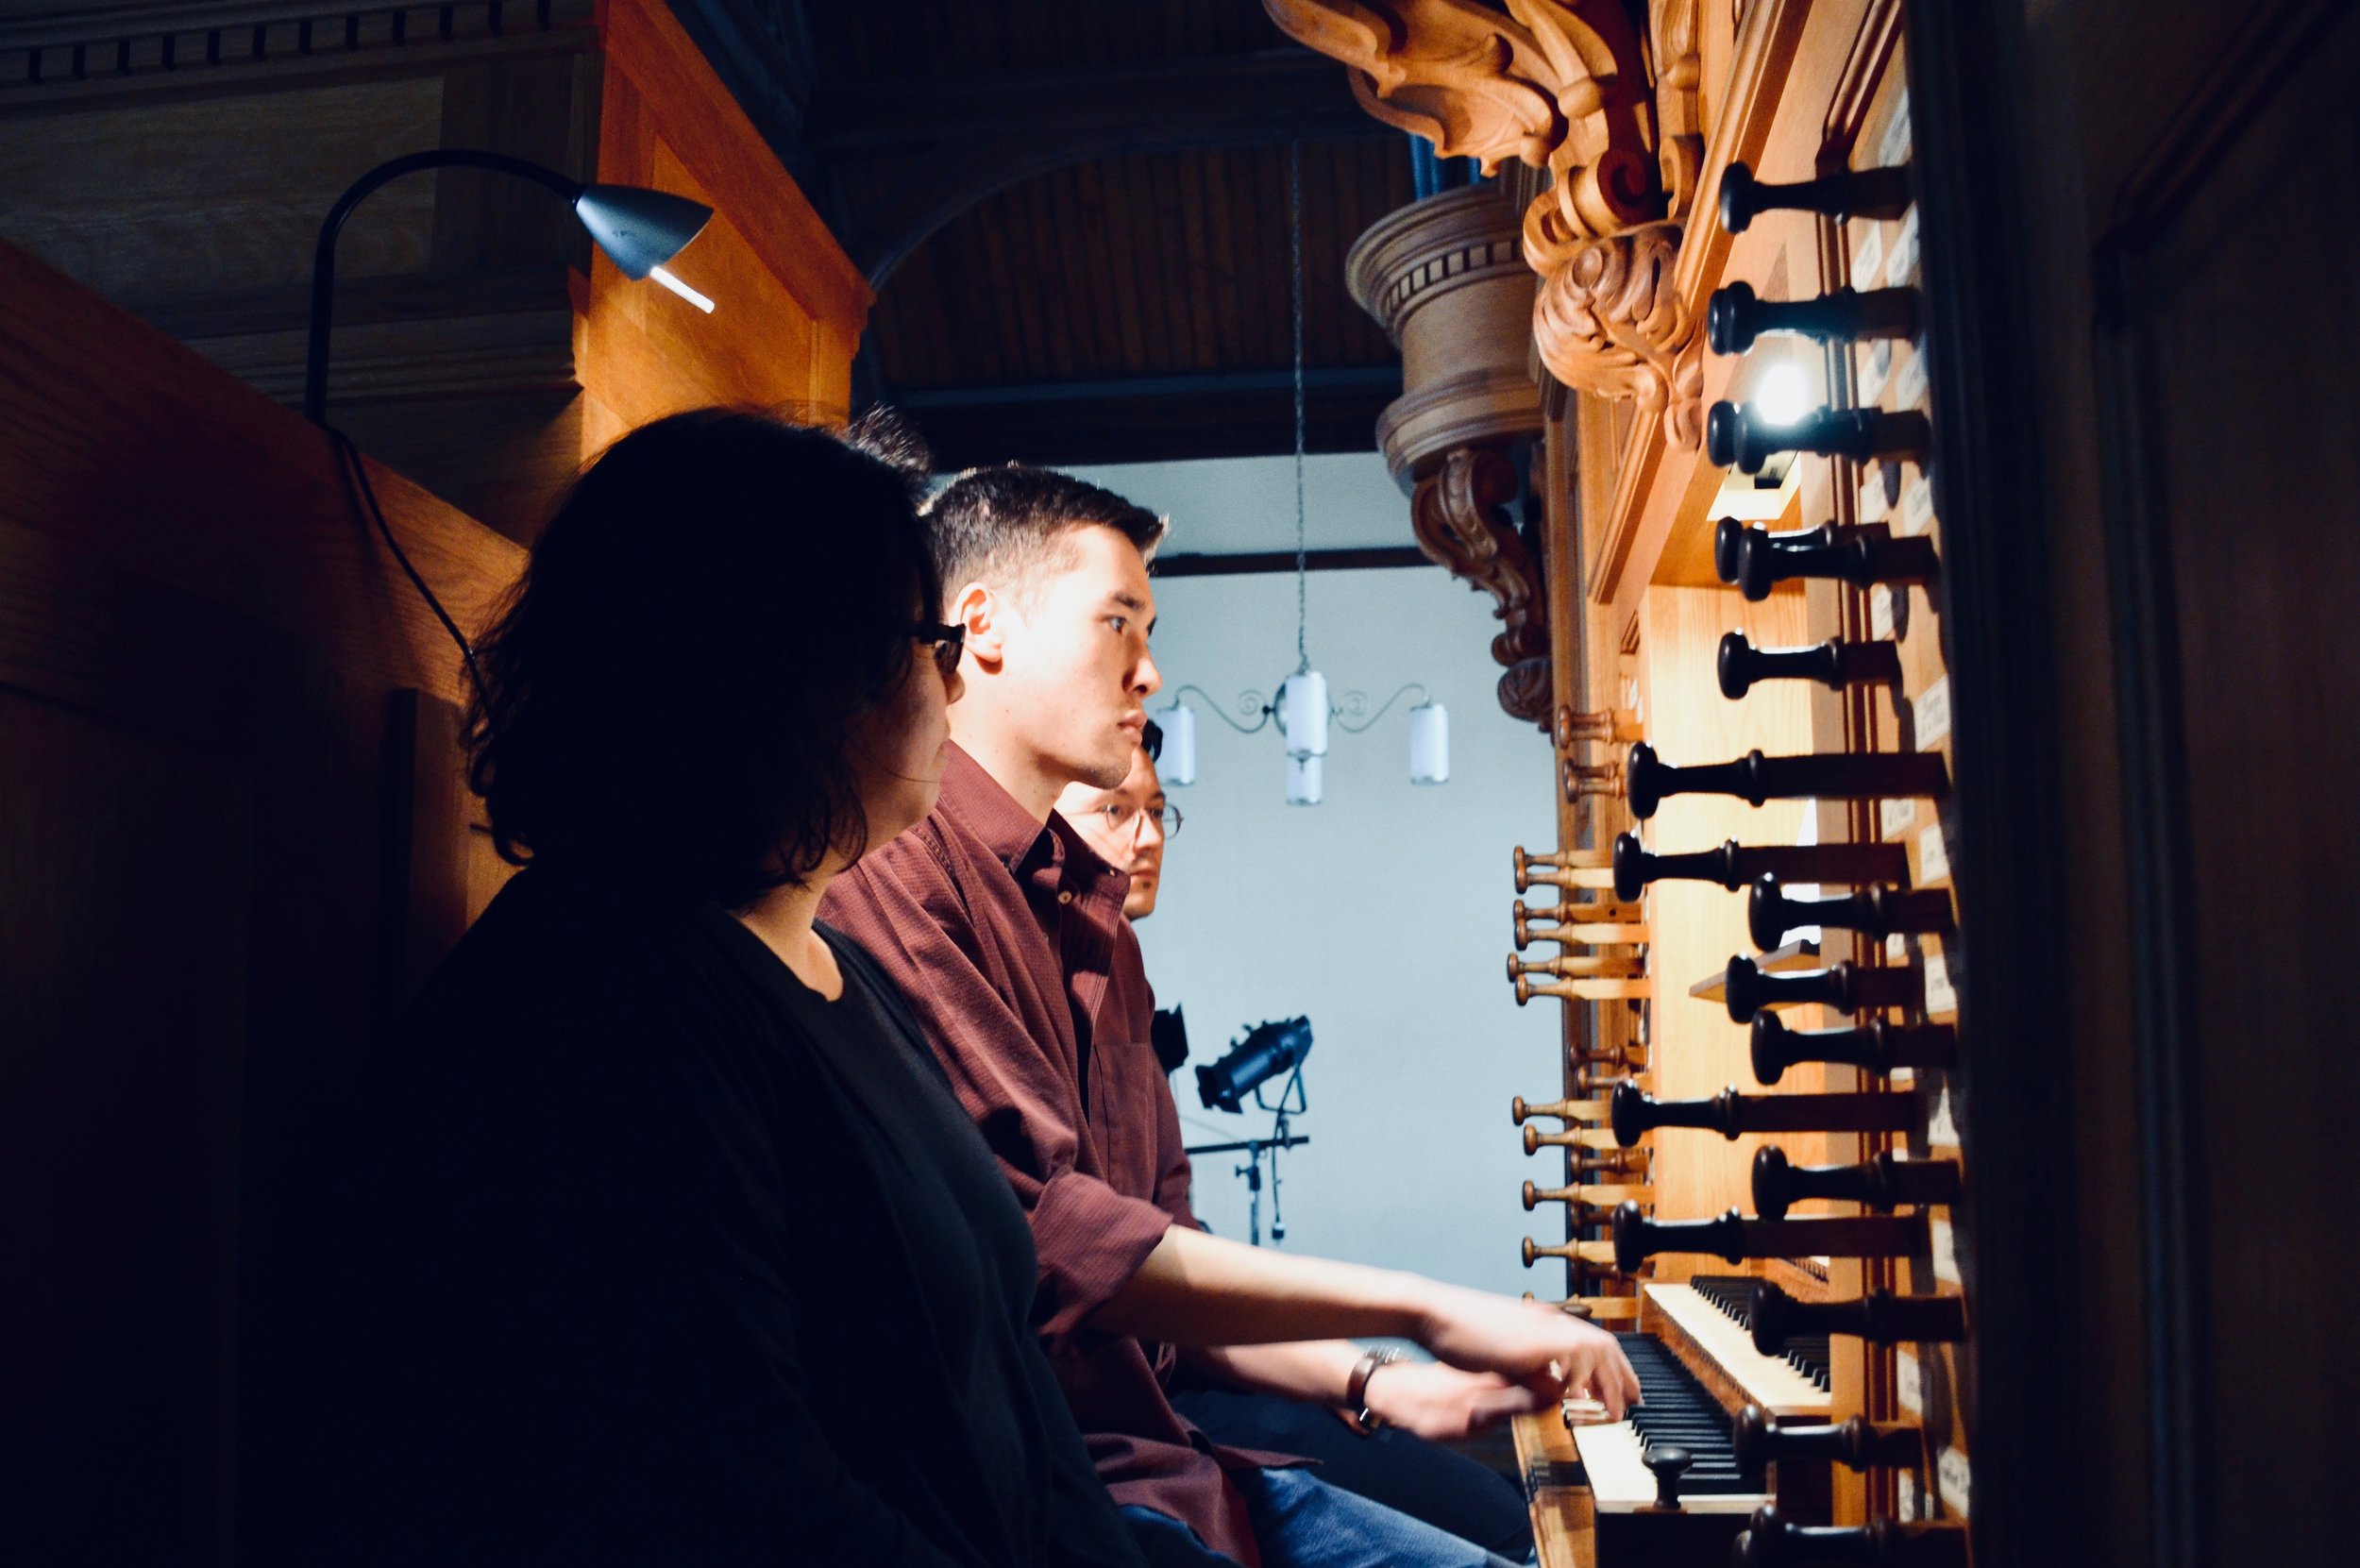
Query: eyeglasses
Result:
<box><xmin>911</xmin><ymin>620</ymin><xmax>965</xmax><ymax>681</ymax></box>
<box><xmin>1092</xmin><ymin>801</ymin><xmax>1182</xmax><ymax>841</ymax></box>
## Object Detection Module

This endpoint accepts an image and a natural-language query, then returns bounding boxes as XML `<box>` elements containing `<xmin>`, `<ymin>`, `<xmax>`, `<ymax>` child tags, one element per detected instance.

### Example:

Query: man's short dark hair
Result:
<box><xmin>920</xmin><ymin>463</ymin><xmax>1167</xmax><ymax>604</ymax></box>
<box><xmin>464</xmin><ymin>408</ymin><xmax>939</xmax><ymax>908</ymax></box>
<box><xmin>1140</xmin><ymin>718</ymin><xmax>1164</xmax><ymax>764</ymax></box>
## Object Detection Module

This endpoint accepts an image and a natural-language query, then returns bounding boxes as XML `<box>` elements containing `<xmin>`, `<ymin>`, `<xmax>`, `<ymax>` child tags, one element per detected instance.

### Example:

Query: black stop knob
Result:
<box><xmin>1748</xmin><ymin>874</ymin><xmax>1956</xmax><ymax>951</ymax></box>
<box><xmin>1644</xmin><ymin>1443</ymin><xmax>1694</xmax><ymax>1509</ymax></box>
<box><xmin>1717</xmin><ymin>160</ymin><xmax>1915</xmax><ymax>235</ymax></box>
<box><xmin>1727</xmin><ymin>519</ymin><xmax>1942</xmax><ymax>603</ymax></box>
<box><xmin>1749</xmin><ymin>1011</ymin><xmax>1960</xmax><ymax>1086</ymax></box>
<box><xmin>1708</xmin><ymin>402</ymin><xmax>1930</xmax><ymax>477</ymax></box>
<box><xmin>1719</xmin><ymin>632</ymin><xmax>1902</xmax><ymax>700</ymax></box>
<box><xmin>1708</xmin><ymin>279</ymin><xmax>1925</xmax><ymax>354</ymax></box>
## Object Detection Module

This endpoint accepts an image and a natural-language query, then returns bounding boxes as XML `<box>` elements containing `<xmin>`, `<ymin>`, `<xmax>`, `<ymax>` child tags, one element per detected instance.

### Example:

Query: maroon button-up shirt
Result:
<box><xmin>822</xmin><ymin>746</ymin><xmax>1277</xmax><ymax>1565</ymax></box>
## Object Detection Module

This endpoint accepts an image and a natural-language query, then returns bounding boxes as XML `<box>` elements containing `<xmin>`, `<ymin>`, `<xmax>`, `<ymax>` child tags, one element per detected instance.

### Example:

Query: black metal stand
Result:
<box><xmin>1184</xmin><ymin>1061</ymin><xmax>1310</xmax><ymax>1245</ymax></box>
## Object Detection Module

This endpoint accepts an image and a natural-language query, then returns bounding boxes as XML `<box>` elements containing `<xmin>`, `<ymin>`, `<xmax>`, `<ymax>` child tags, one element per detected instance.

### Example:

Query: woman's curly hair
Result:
<box><xmin>463</xmin><ymin>407</ymin><xmax>939</xmax><ymax>909</ymax></box>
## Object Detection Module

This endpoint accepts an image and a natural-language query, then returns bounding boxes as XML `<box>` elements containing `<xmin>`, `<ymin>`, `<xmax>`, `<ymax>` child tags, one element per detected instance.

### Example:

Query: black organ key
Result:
<box><xmin>1719</xmin><ymin>631</ymin><xmax>1903</xmax><ymax>699</ymax></box>
<box><xmin>1708</xmin><ymin>280</ymin><xmax>1922</xmax><ymax>354</ymax></box>
<box><xmin>1610</xmin><ymin>1204</ymin><xmax>1930</xmax><ymax>1273</ymax></box>
<box><xmin>1717</xmin><ymin>160</ymin><xmax>1914</xmax><ymax>235</ymax></box>
<box><xmin>1748</xmin><ymin>873</ymin><xmax>1955</xmax><ymax>951</ymax></box>
<box><xmin>1733</xmin><ymin>1505</ymin><xmax>1970</xmax><ymax>1567</ymax></box>
<box><xmin>1751</xmin><ymin>1146</ymin><xmax>1964</xmax><ymax>1221</ymax></box>
<box><xmin>1748</xmin><ymin>1280</ymin><xmax>1969</xmax><ymax>1353</ymax></box>
<box><xmin>1708</xmin><ymin>400</ymin><xmax>1932</xmax><ymax>476</ymax></box>
<box><xmin>1722</xmin><ymin>953</ymin><xmax>1925</xmax><ymax>1023</ymax></box>
<box><xmin>1610</xmin><ymin>1081</ymin><xmax>1917</xmax><ymax>1146</ymax></box>
<box><xmin>1732</xmin><ymin>1405</ymin><xmax>1924</xmax><ymax>1474</ymax></box>
<box><xmin>1750</xmin><ymin>1012</ymin><xmax>1959</xmax><ymax>1086</ymax></box>
<box><xmin>1612</xmin><ymin>831</ymin><xmax>1909</xmax><ymax>901</ymax></box>
<box><xmin>1715</xmin><ymin>517</ymin><xmax>1941</xmax><ymax>603</ymax></box>
<box><xmin>1625</xmin><ymin>742</ymin><xmax>1950</xmax><ymax>821</ymax></box>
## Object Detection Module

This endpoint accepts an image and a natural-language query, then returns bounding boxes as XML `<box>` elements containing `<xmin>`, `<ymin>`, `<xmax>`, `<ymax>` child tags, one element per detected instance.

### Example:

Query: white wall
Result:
<box><xmin>1065</xmin><ymin>452</ymin><xmax>1412</xmax><ymax>554</ymax></box>
<box><xmin>1118</xmin><ymin>453</ymin><xmax>1565</xmax><ymax>1299</ymax></box>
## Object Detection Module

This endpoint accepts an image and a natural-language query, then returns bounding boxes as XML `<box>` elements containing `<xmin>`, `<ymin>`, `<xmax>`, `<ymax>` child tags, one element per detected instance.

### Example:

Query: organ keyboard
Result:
<box><xmin>1568</xmin><ymin>1334</ymin><xmax>1767</xmax><ymax>1517</ymax></box>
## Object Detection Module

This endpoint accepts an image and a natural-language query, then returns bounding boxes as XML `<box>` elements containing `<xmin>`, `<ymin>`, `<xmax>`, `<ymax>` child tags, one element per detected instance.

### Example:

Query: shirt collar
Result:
<box><xmin>936</xmin><ymin>742</ymin><xmax>1124</xmax><ymax>895</ymax></box>
<box><xmin>937</xmin><ymin>742</ymin><xmax>1059</xmax><ymax>870</ymax></box>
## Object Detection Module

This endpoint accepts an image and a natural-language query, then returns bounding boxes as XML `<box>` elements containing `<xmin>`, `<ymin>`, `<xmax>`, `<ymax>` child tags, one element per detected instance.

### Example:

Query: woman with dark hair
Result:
<box><xmin>298</xmin><ymin>410</ymin><xmax>1146</xmax><ymax>1567</ymax></box>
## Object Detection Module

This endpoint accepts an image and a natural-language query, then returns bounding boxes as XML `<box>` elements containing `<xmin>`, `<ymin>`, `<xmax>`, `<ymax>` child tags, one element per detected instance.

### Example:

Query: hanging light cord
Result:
<box><xmin>1289</xmin><ymin>140</ymin><xmax>1310</xmax><ymax>678</ymax></box>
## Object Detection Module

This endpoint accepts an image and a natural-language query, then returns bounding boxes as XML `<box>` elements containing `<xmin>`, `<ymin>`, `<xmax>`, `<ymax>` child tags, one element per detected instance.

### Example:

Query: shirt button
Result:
<box><xmin>1057</xmin><ymin>890</ymin><xmax>1074</xmax><ymax>905</ymax></box>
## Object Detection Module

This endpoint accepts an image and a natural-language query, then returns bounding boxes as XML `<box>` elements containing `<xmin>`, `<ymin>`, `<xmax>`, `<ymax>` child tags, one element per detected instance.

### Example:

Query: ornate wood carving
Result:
<box><xmin>1264</xmin><ymin>0</ymin><xmax>1710</xmax><ymax>446</ymax></box>
<box><xmin>1411</xmin><ymin>444</ymin><xmax>1552</xmax><ymax>725</ymax></box>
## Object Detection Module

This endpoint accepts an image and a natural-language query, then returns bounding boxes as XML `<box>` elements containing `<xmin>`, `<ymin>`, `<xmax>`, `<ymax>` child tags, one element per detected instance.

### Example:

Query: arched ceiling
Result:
<box><xmin>705</xmin><ymin>0</ymin><xmax>1421</xmax><ymax>467</ymax></box>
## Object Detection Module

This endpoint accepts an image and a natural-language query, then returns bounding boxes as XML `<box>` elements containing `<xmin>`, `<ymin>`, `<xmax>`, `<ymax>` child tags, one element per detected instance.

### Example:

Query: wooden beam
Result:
<box><xmin>1154</xmin><ymin>548</ymin><xmax>1433</xmax><ymax>578</ymax></box>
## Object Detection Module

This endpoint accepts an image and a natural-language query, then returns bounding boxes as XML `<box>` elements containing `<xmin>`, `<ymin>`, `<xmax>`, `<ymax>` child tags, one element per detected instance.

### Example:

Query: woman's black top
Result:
<box><xmin>298</xmin><ymin>866</ymin><xmax>1143</xmax><ymax>1566</ymax></box>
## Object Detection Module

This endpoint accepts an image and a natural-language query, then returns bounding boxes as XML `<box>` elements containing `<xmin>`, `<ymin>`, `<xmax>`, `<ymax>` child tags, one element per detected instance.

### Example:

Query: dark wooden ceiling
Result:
<box><xmin>778</xmin><ymin>0</ymin><xmax>1419</xmax><ymax>468</ymax></box>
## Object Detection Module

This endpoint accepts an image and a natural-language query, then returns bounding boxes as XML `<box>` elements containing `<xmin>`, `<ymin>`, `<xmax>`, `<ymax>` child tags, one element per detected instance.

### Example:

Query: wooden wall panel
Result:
<box><xmin>0</xmin><ymin>236</ymin><xmax>524</xmax><ymax>1560</ymax></box>
<box><xmin>1633</xmin><ymin>583</ymin><xmax>1811</xmax><ymax>1272</ymax></box>
<box><xmin>577</xmin><ymin>0</ymin><xmax>870</xmax><ymax>450</ymax></box>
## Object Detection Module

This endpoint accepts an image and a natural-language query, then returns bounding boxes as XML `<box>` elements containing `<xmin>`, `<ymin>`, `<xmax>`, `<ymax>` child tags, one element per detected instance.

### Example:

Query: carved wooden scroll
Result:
<box><xmin>1264</xmin><ymin>0</ymin><xmax>1708</xmax><ymax>446</ymax></box>
<box><xmin>1411</xmin><ymin>445</ymin><xmax>1552</xmax><ymax>724</ymax></box>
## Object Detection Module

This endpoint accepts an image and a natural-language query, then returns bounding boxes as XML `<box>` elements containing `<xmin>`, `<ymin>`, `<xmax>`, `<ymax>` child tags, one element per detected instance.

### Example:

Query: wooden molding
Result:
<box><xmin>1345</xmin><ymin>184</ymin><xmax>1543</xmax><ymax>481</ymax></box>
<box><xmin>1588</xmin><ymin>0</ymin><xmax>1812</xmax><ymax>639</ymax></box>
<box><xmin>1269</xmin><ymin>1</ymin><xmax>1720</xmax><ymax>446</ymax></box>
<box><xmin>0</xmin><ymin>0</ymin><xmax>598</xmax><ymax>112</ymax></box>
<box><xmin>1409</xmin><ymin>444</ymin><xmax>1552</xmax><ymax>725</ymax></box>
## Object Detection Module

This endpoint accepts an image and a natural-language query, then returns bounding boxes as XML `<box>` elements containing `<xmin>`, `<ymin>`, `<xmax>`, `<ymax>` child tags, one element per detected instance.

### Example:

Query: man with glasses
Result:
<box><xmin>1054</xmin><ymin>728</ymin><xmax>1535</xmax><ymax>1565</ymax></box>
<box><xmin>1056</xmin><ymin>723</ymin><xmax>1178</xmax><ymax>922</ymax></box>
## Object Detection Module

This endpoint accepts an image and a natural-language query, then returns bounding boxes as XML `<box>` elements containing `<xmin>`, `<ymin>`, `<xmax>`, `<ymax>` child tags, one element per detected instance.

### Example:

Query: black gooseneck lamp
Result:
<box><xmin>303</xmin><ymin>148</ymin><xmax>715</xmax><ymax>426</ymax></box>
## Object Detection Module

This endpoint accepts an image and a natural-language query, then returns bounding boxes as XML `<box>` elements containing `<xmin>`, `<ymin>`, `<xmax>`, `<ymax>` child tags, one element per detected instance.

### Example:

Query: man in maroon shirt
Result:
<box><xmin>823</xmin><ymin>464</ymin><xmax>1636</xmax><ymax>1568</ymax></box>
<box><xmin>1054</xmin><ymin>734</ymin><xmax>1535</xmax><ymax>1562</ymax></box>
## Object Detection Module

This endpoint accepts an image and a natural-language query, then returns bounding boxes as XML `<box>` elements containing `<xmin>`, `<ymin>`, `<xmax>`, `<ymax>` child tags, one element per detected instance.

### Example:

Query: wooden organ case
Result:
<box><xmin>1306</xmin><ymin>1</ymin><xmax>2008</xmax><ymax>1562</ymax></box>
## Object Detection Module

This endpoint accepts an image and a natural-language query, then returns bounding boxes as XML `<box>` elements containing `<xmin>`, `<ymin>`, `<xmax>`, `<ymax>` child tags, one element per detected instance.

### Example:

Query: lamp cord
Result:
<box><xmin>1289</xmin><ymin>140</ymin><xmax>1309</xmax><ymax>678</ymax></box>
<box><xmin>325</xmin><ymin>424</ymin><xmax>492</xmax><ymax>717</ymax></box>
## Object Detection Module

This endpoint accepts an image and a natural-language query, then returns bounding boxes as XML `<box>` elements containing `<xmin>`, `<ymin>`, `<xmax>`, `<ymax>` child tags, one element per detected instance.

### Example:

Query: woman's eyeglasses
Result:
<box><xmin>911</xmin><ymin>621</ymin><xmax>965</xmax><ymax>681</ymax></box>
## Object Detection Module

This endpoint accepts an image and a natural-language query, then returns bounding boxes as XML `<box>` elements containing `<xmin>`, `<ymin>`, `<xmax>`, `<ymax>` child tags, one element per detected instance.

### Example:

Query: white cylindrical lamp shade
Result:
<box><xmin>1159</xmin><ymin>702</ymin><xmax>1197</xmax><ymax>785</ymax></box>
<box><xmin>1285</xmin><ymin>751</ymin><xmax>1323</xmax><ymax>805</ymax></box>
<box><xmin>1409</xmin><ymin>701</ymin><xmax>1449</xmax><ymax>784</ymax></box>
<box><xmin>1276</xmin><ymin>670</ymin><xmax>1329</xmax><ymax>757</ymax></box>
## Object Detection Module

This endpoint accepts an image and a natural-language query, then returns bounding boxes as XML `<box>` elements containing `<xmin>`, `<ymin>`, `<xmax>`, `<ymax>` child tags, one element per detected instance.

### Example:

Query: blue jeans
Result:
<box><xmin>1121</xmin><ymin>1465</ymin><xmax>1521</xmax><ymax>1568</ymax></box>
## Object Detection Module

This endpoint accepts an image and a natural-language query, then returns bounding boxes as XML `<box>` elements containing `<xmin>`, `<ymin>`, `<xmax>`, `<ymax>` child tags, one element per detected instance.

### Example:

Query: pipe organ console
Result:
<box><xmin>1359</xmin><ymin>3</ymin><xmax>1984</xmax><ymax>1560</ymax></box>
<box><xmin>1293</xmin><ymin>0</ymin><xmax>2352</xmax><ymax>1547</ymax></box>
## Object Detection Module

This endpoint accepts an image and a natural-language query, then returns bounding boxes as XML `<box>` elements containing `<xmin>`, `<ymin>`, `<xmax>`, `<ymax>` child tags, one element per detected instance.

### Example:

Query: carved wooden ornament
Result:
<box><xmin>1264</xmin><ymin>0</ymin><xmax>1708</xmax><ymax>445</ymax></box>
<box><xmin>1411</xmin><ymin>445</ymin><xmax>1552</xmax><ymax>724</ymax></box>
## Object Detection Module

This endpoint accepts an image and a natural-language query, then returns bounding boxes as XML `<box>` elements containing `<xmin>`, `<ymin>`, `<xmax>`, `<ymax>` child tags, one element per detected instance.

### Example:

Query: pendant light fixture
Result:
<box><xmin>1159</xmin><ymin>143</ymin><xmax>1447</xmax><ymax>804</ymax></box>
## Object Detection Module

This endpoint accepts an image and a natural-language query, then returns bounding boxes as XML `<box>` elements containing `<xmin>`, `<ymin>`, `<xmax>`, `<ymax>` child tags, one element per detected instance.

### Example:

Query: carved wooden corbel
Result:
<box><xmin>1410</xmin><ymin>445</ymin><xmax>1552</xmax><ymax>725</ymax></box>
<box><xmin>1264</xmin><ymin>0</ymin><xmax>1709</xmax><ymax>446</ymax></box>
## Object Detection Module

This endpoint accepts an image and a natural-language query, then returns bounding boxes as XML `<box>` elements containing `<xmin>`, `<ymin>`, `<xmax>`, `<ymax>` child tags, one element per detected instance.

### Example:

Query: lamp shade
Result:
<box><xmin>574</xmin><ymin>184</ymin><xmax>714</xmax><ymax>279</ymax></box>
<box><xmin>1409</xmin><ymin>701</ymin><xmax>1449</xmax><ymax>784</ymax></box>
<box><xmin>1159</xmin><ymin>702</ymin><xmax>1198</xmax><ymax>785</ymax></box>
<box><xmin>1276</xmin><ymin>670</ymin><xmax>1329</xmax><ymax>757</ymax></box>
<box><xmin>1285</xmin><ymin>751</ymin><xmax>1323</xmax><ymax>805</ymax></box>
